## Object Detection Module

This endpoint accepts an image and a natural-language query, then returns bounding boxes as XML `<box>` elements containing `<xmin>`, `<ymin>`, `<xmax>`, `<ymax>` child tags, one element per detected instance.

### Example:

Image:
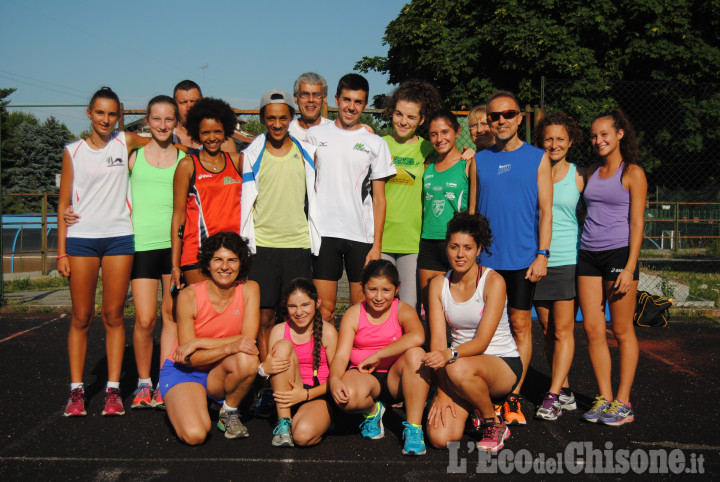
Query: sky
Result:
<box><xmin>0</xmin><ymin>0</ymin><xmax>408</xmax><ymax>136</ymax></box>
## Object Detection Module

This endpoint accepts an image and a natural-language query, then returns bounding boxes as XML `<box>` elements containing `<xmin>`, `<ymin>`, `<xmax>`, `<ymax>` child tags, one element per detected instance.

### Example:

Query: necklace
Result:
<box><xmin>89</xmin><ymin>137</ymin><xmax>105</xmax><ymax>149</ymax></box>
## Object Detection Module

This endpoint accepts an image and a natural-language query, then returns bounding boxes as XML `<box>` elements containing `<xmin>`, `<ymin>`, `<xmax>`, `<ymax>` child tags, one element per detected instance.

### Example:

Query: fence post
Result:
<box><xmin>42</xmin><ymin>193</ymin><xmax>48</xmax><ymax>275</ymax></box>
<box><xmin>524</xmin><ymin>104</ymin><xmax>532</xmax><ymax>143</ymax></box>
<box><xmin>674</xmin><ymin>201</ymin><xmax>680</xmax><ymax>252</ymax></box>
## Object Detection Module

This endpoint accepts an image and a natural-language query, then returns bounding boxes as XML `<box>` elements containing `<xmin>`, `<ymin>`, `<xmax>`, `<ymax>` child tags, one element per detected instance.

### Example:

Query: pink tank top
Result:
<box><xmin>284</xmin><ymin>322</ymin><xmax>329</xmax><ymax>386</ymax></box>
<box><xmin>168</xmin><ymin>281</ymin><xmax>245</xmax><ymax>365</ymax></box>
<box><xmin>349</xmin><ymin>299</ymin><xmax>403</xmax><ymax>373</ymax></box>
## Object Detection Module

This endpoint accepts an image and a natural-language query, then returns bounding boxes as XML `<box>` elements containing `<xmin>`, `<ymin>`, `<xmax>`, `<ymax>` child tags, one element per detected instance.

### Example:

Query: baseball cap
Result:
<box><xmin>260</xmin><ymin>89</ymin><xmax>294</xmax><ymax>110</ymax></box>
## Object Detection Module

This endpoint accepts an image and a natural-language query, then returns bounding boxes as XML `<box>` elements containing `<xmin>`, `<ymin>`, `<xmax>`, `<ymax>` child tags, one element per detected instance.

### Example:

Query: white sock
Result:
<box><xmin>138</xmin><ymin>378</ymin><xmax>152</xmax><ymax>387</ymax></box>
<box><xmin>106</xmin><ymin>381</ymin><xmax>120</xmax><ymax>390</ymax></box>
<box><xmin>222</xmin><ymin>401</ymin><xmax>238</xmax><ymax>412</ymax></box>
<box><xmin>70</xmin><ymin>382</ymin><xmax>84</xmax><ymax>391</ymax></box>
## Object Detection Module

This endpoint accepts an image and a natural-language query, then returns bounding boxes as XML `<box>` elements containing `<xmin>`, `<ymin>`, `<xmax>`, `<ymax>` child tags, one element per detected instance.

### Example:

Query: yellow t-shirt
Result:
<box><xmin>253</xmin><ymin>143</ymin><xmax>310</xmax><ymax>248</ymax></box>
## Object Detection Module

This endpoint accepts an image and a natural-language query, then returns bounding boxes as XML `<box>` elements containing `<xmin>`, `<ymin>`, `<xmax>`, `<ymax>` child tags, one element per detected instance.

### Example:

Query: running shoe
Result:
<box><xmin>250</xmin><ymin>388</ymin><xmax>275</xmax><ymax>418</ymax></box>
<box><xmin>582</xmin><ymin>396</ymin><xmax>611</xmax><ymax>423</ymax></box>
<box><xmin>535</xmin><ymin>392</ymin><xmax>562</xmax><ymax>421</ymax></box>
<box><xmin>598</xmin><ymin>399</ymin><xmax>635</xmax><ymax>426</ymax></box>
<box><xmin>559</xmin><ymin>388</ymin><xmax>577</xmax><ymax>410</ymax></box>
<box><xmin>131</xmin><ymin>383</ymin><xmax>153</xmax><ymax>409</ymax></box>
<box><xmin>150</xmin><ymin>388</ymin><xmax>165</xmax><ymax>410</ymax></box>
<box><xmin>359</xmin><ymin>401</ymin><xmax>385</xmax><ymax>439</ymax></box>
<box><xmin>401</xmin><ymin>422</ymin><xmax>426</xmax><ymax>455</ymax></box>
<box><xmin>477</xmin><ymin>418</ymin><xmax>510</xmax><ymax>452</ymax></box>
<box><xmin>470</xmin><ymin>405</ymin><xmax>503</xmax><ymax>432</ymax></box>
<box><xmin>102</xmin><ymin>388</ymin><xmax>125</xmax><ymax>416</ymax></box>
<box><xmin>271</xmin><ymin>417</ymin><xmax>294</xmax><ymax>447</ymax></box>
<box><xmin>218</xmin><ymin>408</ymin><xmax>249</xmax><ymax>439</ymax></box>
<box><xmin>64</xmin><ymin>387</ymin><xmax>87</xmax><ymax>417</ymax></box>
<box><xmin>503</xmin><ymin>394</ymin><xmax>526</xmax><ymax>425</ymax></box>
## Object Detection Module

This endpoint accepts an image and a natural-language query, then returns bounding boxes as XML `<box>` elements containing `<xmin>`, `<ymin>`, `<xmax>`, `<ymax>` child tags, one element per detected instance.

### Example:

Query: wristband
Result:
<box><xmin>55</xmin><ymin>254</ymin><xmax>68</xmax><ymax>260</ymax></box>
<box><xmin>257</xmin><ymin>363</ymin><xmax>270</xmax><ymax>379</ymax></box>
<box><xmin>171</xmin><ymin>267</ymin><xmax>181</xmax><ymax>272</ymax></box>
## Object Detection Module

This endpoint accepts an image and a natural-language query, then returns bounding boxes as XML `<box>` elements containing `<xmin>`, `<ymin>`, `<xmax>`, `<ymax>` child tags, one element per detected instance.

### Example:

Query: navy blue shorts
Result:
<box><xmin>66</xmin><ymin>235</ymin><xmax>134</xmax><ymax>257</ymax></box>
<box><xmin>158</xmin><ymin>359</ymin><xmax>209</xmax><ymax>399</ymax></box>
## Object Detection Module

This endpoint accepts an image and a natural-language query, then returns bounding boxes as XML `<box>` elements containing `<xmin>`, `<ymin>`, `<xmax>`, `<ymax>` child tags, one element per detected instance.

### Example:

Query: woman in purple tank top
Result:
<box><xmin>577</xmin><ymin>109</ymin><xmax>647</xmax><ymax>426</ymax></box>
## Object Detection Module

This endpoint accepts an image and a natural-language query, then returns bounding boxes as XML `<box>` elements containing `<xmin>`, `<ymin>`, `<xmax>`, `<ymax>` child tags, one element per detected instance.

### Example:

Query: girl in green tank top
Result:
<box><xmin>128</xmin><ymin>95</ymin><xmax>186</xmax><ymax>410</ymax></box>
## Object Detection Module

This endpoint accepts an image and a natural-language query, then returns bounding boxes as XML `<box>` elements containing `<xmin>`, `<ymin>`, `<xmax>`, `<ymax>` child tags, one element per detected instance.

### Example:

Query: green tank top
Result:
<box><xmin>130</xmin><ymin>147</ymin><xmax>183</xmax><ymax>251</ymax></box>
<box><xmin>421</xmin><ymin>159</ymin><xmax>469</xmax><ymax>240</ymax></box>
<box><xmin>381</xmin><ymin>135</ymin><xmax>434</xmax><ymax>253</ymax></box>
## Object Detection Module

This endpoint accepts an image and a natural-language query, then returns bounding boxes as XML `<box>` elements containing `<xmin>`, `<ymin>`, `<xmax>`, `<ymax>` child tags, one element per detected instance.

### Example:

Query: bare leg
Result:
<box><xmin>313</xmin><ymin>279</ymin><xmax>337</xmax><ymax>322</ymax></box>
<box><xmin>258</xmin><ymin>308</ymin><xmax>277</xmax><ymax>362</ymax></box>
<box><xmin>100</xmin><ymin>255</ymin><xmax>133</xmax><ymax>382</ymax></box>
<box><xmin>206</xmin><ymin>352</ymin><xmax>259</xmax><ymax>408</ymax></box>
<box><xmin>349</xmin><ymin>281</ymin><xmax>364</xmax><ymax>305</ymax></box>
<box><xmin>158</xmin><ymin>273</ymin><xmax>176</xmax><ymax>370</ymax></box>
<box><xmin>508</xmin><ymin>307</ymin><xmax>532</xmax><ymax>394</ymax></box>
<box><xmin>578</xmin><ymin>276</ymin><xmax>613</xmax><ymax>401</ymax></box>
<box><xmin>165</xmin><ymin>382</ymin><xmax>212</xmax><ymax>445</ymax></box>
<box><xmin>131</xmin><ymin>278</ymin><xmax>159</xmax><ymax>380</ymax></box>
<box><xmin>418</xmin><ymin>268</ymin><xmax>444</xmax><ymax>316</ymax></box>
<box><xmin>292</xmin><ymin>399</ymin><xmax>333</xmax><ymax>446</ymax></box>
<box><xmin>67</xmin><ymin>256</ymin><xmax>100</xmax><ymax>383</ymax></box>
<box><xmin>336</xmin><ymin>370</ymin><xmax>380</xmax><ymax>413</ymax></box>
<box><xmin>386</xmin><ymin>347</ymin><xmax>430</xmax><ymax>425</ymax></box>
<box><xmin>268</xmin><ymin>339</ymin><xmax>302</xmax><ymax>419</ymax></box>
<box><xmin>608</xmin><ymin>280</ymin><xmax>639</xmax><ymax>403</ymax></box>
<box><xmin>535</xmin><ymin>299</ymin><xmax>575</xmax><ymax>395</ymax></box>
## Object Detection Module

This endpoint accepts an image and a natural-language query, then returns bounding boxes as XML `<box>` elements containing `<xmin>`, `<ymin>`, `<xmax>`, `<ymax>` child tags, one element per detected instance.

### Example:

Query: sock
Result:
<box><xmin>138</xmin><ymin>378</ymin><xmax>152</xmax><ymax>388</ymax></box>
<box><xmin>363</xmin><ymin>401</ymin><xmax>380</xmax><ymax>418</ymax></box>
<box><xmin>70</xmin><ymin>382</ymin><xmax>84</xmax><ymax>391</ymax></box>
<box><xmin>106</xmin><ymin>381</ymin><xmax>120</xmax><ymax>390</ymax></box>
<box><xmin>222</xmin><ymin>401</ymin><xmax>238</xmax><ymax>412</ymax></box>
<box><xmin>406</xmin><ymin>422</ymin><xmax>421</xmax><ymax>428</ymax></box>
<box><xmin>561</xmin><ymin>387</ymin><xmax>572</xmax><ymax>395</ymax></box>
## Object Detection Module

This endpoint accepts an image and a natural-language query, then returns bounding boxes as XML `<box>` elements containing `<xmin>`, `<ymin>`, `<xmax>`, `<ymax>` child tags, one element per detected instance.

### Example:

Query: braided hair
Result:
<box><xmin>277</xmin><ymin>278</ymin><xmax>324</xmax><ymax>387</ymax></box>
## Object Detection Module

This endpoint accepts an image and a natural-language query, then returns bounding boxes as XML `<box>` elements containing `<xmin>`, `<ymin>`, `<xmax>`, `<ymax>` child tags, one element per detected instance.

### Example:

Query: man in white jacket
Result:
<box><xmin>241</xmin><ymin>89</ymin><xmax>319</xmax><ymax>368</ymax></box>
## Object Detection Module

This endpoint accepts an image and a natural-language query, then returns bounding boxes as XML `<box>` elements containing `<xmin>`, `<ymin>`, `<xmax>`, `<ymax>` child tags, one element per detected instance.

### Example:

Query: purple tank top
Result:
<box><xmin>580</xmin><ymin>163</ymin><xmax>630</xmax><ymax>251</ymax></box>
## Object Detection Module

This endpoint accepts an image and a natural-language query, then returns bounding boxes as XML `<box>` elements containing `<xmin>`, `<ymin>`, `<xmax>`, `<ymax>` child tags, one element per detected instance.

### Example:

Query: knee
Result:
<box><xmin>445</xmin><ymin>359</ymin><xmax>472</xmax><ymax>384</ymax></box>
<box><xmin>291</xmin><ymin>421</ymin><xmax>319</xmax><ymax>447</ymax></box>
<box><xmin>178</xmin><ymin>424</ymin><xmax>209</xmax><ymax>446</ymax></box>
<box><xmin>320</xmin><ymin>306</ymin><xmax>334</xmax><ymax>323</ymax></box>
<box><xmin>271</xmin><ymin>339</ymin><xmax>294</xmax><ymax>358</ymax></box>
<box><xmin>427</xmin><ymin>429</ymin><xmax>456</xmax><ymax>450</ymax></box>
<box><xmin>70</xmin><ymin>314</ymin><xmax>94</xmax><ymax>331</ymax></box>
<box><xmin>102</xmin><ymin>309</ymin><xmax>125</xmax><ymax>328</ymax></box>
<box><xmin>229</xmin><ymin>352</ymin><xmax>260</xmax><ymax>377</ymax></box>
<box><xmin>134</xmin><ymin>315</ymin><xmax>156</xmax><ymax>332</ymax></box>
<box><xmin>403</xmin><ymin>346</ymin><xmax>426</xmax><ymax>368</ymax></box>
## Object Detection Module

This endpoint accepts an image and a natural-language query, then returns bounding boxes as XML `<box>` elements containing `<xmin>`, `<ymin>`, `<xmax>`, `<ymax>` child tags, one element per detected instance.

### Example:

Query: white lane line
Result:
<box><xmin>632</xmin><ymin>441</ymin><xmax>720</xmax><ymax>451</ymax></box>
<box><xmin>0</xmin><ymin>456</ymin><xmax>434</xmax><ymax>465</ymax></box>
<box><xmin>0</xmin><ymin>314</ymin><xmax>67</xmax><ymax>344</ymax></box>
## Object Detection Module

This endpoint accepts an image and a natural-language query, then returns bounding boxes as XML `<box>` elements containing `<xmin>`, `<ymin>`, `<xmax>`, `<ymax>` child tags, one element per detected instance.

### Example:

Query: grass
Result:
<box><xmin>3</xmin><ymin>275</ymin><xmax>69</xmax><ymax>293</ymax></box>
<box><xmin>646</xmin><ymin>268</ymin><xmax>720</xmax><ymax>306</ymax></box>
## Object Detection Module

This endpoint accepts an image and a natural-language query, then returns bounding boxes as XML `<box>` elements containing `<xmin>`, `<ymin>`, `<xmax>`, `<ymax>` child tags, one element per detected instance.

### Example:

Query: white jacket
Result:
<box><xmin>241</xmin><ymin>134</ymin><xmax>321</xmax><ymax>255</ymax></box>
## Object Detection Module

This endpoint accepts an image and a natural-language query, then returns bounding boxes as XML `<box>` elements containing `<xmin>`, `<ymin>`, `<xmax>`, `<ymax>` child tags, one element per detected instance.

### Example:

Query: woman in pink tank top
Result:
<box><xmin>577</xmin><ymin>109</ymin><xmax>647</xmax><ymax>426</ymax></box>
<box><xmin>162</xmin><ymin>232</ymin><xmax>260</xmax><ymax>445</ymax></box>
<box><xmin>329</xmin><ymin>260</ymin><xmax>430</xmax><ymax>456</ymax></box>
<box><xmin>257</xmin><ymin>278</ymin><xmax>338</xmax><ymax>447</ymax></box>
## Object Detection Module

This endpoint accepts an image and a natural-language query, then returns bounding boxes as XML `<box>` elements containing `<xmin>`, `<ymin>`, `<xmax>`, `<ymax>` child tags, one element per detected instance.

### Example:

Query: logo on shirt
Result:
<box><xmin>446</xmin><ymin>182</ymin><xmax>457</xmax><ymax>188</ymax></box>
<box><xmin>393</xmin><ymin>156</ymin><xmax>415</xmax><ymax>166</ymax></box>
<box><xmin>223</xmin><ymin>177</ymin><xmax>240</xmax><ymax>185</ymax></box>
<box><xmin>318</xmin><ymin>141</ymin><xmax>328</xmax><ymax>147</ymax></box>
<box><xmin>353</xmin><ymin>142</ymin><xmax>370</xmax><ymax>154</ymax></box>
<box><xmin>232</xmin><ymin>309</ymin><xmax>242</xmax><ymax>316</ymax></box>
<box><xmin>445</xmin><ymin>192</ymin><xmax>456</xmax><ymax>201</ymax></box>
<box><xmin>432</xmin><ymin>200</ymin><xmax>445</xmax><ymax>217</ymax></box>
<box><xmin>106</xmin><ymin>157</ymin><xmax>124</xmax><ymax>167</ymax></box>
<box><xmin>198</xmin><ymin>174</ymin><xmax>212</xmax><ymax>180</ymax></box>
<box><xmin>498</xmin><ymin>163</ymin><xmax>512</xmax><ymax>175</ymax></box>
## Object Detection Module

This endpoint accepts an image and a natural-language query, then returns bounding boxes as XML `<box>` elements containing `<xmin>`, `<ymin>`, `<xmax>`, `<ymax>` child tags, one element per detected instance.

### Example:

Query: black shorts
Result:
<box><xmin>348</xmin><ymin>368</ymin><xmax>398</xmax><ymax>405</ymax></box>
<box><xmin>417</xmin><ymin>238</ymin><xmax>449</xmax><ymax>272</ymax></box>
<box><xmin>313</xmin><ymin>237</ymin><xmax>372</xmax><ymax>283</ymax></box>
<box><xmin>501</xmin><ymin>356</ymin><xmax>523</xmax><ymax>392</ymax></box>
<box><xmin>248</xmin><ymin>246</ymin><xmax>312</xmax><ymax>309</ymax></box>
<box><xmin>533</xmin><ymin>264</ymin><xmax>576</xmax><ymax>301</ymax></box>
<box><xmin>577</xmin><ymin>247</ymin><xmax>639</xmax><ymax>281</ymax></box>
<box><xmin>131</xmin><ymin>248</ymin><xmax>172</xmax><ymax>280</ymax></box>
<box><xmin>495</xmin><ymin>269</ymin><xmax>535</xmax><ymax>311</ymax></box>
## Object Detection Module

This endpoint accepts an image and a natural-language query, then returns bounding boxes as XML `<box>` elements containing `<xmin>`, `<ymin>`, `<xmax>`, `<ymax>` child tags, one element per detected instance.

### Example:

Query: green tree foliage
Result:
<box><xmin>2</xmin><ymin>112</ymin><xmax>73</xmax><ymax>213</ymax></box>
<box><xmin>356</xmin><ymin>0</ymin><xmax>720</xmax><ymax>192</ymax></box>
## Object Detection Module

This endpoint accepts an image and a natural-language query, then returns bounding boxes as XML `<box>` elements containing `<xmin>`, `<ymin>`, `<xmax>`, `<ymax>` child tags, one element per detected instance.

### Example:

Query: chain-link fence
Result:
<box><xmin>543</xmin><ymin>78</ymin><xmax>720</xmax><ymax>308</ymax></box>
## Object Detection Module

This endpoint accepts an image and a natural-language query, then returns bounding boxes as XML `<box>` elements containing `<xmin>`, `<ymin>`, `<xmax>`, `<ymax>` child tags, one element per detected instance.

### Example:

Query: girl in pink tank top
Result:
<box><xmin>328</xmin><ymin>260</ymin><xmax>430</xmax><ymax>455</ymax></box>
<box><xmin>259</xmin><ymin>278</ymin><xmax>338</xmax><ymax>447</ymax></box>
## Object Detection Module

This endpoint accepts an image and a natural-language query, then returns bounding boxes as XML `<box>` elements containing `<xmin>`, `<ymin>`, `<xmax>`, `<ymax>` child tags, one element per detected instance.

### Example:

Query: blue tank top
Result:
<box><xmin>549</xmin><ymin>163</ymin><xmax>580</xmax><ymax>266</ymax></box>
<box><xmin>475</xmin><ymin>143</ymin><xmax>544</xmax><ymax>270</ymax></box>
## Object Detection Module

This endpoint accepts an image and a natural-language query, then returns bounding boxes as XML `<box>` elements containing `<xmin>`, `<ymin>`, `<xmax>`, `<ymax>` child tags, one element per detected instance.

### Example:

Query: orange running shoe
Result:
<box><xmin>503</xmin><ymin>394</ymin><xmax>526</xmax><ymax>425</ymax></box>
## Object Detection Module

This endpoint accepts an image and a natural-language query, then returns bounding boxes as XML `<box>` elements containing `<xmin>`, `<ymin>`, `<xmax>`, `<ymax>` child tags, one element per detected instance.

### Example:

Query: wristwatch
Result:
<box><xmin>447</xmin><ymin>347</ymin><xmax>459</xmax><ymax>364</ymax></box>
<box><xmin>537</xmin><ymin>249</ymin><xmax>550</xmax><ymax>258</ymax></box>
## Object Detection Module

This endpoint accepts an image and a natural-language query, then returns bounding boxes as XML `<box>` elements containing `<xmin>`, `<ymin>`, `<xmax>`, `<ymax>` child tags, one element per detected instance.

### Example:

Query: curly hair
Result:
<box><xmin>427</xmin><ymin>108</ymin><xmax>461</xmax><ymax>133</ymax></box>
<box><xmin>184</xmin><ymin>97</ymin><xmax>237</xmax><ymax>145</ymax></box>
<box><xmin>88</xmin><ymin>86</ymin><xmax>119</xmax><ymax>110</ymax></box>
<box><xmin>532</xmin><ymin>111</ymin><xmax>582</xmax><ymax>151</ymax></box>
<box><xmin>360</xmin><ymin>259</ymin><xmax>400</xmax><ymax>289</ymax></box>
<box><xmin>198</xmin><ymin>232</ymin><xmax>252</xmax><ymax>282</ymax></box>
<box><xmin>383</xmin><ymin>80</ymin><xmax>443</xmax><ymax>122</ymax></box>
<box><xmin>276</xmin><ymin>278</ymin><xmax>324</xmax><ymax>387</ymax></box>
<box><xmin>593</xmin><ymin>108</ymin><xmax>640</xmax><ymax>172</ymax></box>
<box><xmin>445</xmin><ymin>211</ymin><xmax>493</xmax><ymax>256</ymax></box>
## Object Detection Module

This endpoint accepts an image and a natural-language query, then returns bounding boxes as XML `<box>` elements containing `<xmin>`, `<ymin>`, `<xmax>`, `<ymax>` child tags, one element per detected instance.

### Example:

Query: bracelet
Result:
<box><xmin>257</xmin><ymin>363</ymin><xmax>270</xmax><ymax>379</ymax></box>
<box><xmin>55</xmin><ymin>254</ymin><xmax>68</xmax><ymax>260</ymax></box>
<box><xmin>306</xmin><ymin>388</ymin><xmax>310</xmax><ymax>401</ymax></box>
<box><xmin>171</xmin><ymin>267</ymin><xmax>181</xmax><ymax>272</ymax></box>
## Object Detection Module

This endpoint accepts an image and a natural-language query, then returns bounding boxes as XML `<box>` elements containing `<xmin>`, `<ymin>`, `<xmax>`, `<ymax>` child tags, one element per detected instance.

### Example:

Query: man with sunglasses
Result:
<box><xmin>288</xmin><ymin>72</ymin><xmax>332</xmax><ymax>142</ymax></box>
<box><xmin>474</xmin><ymin>90</ymin><xmax>553</xmax><ymax>426</ymax></box>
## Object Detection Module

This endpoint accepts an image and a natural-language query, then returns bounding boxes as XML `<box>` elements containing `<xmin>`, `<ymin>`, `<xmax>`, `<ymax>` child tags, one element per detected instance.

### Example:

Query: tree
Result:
<box><xmin>356</xmin><ymin>0</ymin><xmax>720</xmax><ymax>193</ymax></box>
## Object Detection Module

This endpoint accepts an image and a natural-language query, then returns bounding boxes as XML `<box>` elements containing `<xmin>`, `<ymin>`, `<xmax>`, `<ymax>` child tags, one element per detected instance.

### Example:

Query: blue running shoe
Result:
<box><xmin>598</xmin><ymin>399</ymin><xmax>634</xmax><ymax>426</ymax></box>
<box><xmin>272</xmin><ymin>417</ymin><xmax>294</xmax><ymax>447</ymax></box>
<box><xmin>359</xmin><ymin>401</ymin><xmax>385</xmax><ymax>439</ymax></box>
<box><xmin>401</xmin><ymin>422</ymin><xmax>426</xmax><ymax>455</ymax></box>
<box><xmin>582</xmin><ymin>396</ymin><xmax>611</xmax><ymax>423</ymax></box>
<box><xmin>250</xmin><ymin>388</ymin><xmax>275</xmax><ymax>418</ymax></box>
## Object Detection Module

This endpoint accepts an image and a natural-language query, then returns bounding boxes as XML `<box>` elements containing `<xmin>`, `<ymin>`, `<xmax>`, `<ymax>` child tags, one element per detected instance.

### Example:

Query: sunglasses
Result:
<box><xmin>487</xmin><ymin>110</ymin><xmax>521</xmax><ymax>122</ymax></box>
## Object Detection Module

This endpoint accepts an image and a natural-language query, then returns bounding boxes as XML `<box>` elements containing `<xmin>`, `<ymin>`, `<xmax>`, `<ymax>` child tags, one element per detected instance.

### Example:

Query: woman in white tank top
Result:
<box><xmin>57</xmin><ymin>87</ymin><xmax>154</xmax><ymax>418</ymax></box>
<box><xmin>422</xmin><ymin>212</ymin><xmax>521</xmax><ymax>453</ymax></box>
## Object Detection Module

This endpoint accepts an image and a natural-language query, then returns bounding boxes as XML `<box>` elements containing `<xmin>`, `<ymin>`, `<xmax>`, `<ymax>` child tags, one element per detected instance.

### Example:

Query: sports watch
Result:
<box><xmin>537</xmin><ymin>249</ymin><xmax>550</xmax><ymax>258</ymax></box>
<box><xmin>447</xmin><ymin>347</ymin><xmax>459</xmax><ymax>364</ymax></box>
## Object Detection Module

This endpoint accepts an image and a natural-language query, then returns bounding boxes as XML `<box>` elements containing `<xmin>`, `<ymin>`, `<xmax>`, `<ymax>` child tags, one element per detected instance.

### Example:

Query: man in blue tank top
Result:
<box><xmin>474</xmin><ymin>90</ymin><xmax>553</xmax><ymax>425</ymax></box>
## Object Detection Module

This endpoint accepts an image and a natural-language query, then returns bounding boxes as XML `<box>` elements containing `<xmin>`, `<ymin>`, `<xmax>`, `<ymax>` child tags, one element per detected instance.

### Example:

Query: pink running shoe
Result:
<box><xmin>151</xmin><ymin>388</ymin><xmax>165</xmax><ymax>410</ymax></box>
<box><xmin>64</xmin><ymin>387</ymin><xmax>87</xmax><ymax>417</ymax></box>
<box><xmin>477</xmin><ymin>419</ymin><xmax>510</xmax><ymax>452</ymax></box>
<box><xmin>102</xmin><ymin>388</ymin><xmax>125</xmax><ymax>416</ymax></box>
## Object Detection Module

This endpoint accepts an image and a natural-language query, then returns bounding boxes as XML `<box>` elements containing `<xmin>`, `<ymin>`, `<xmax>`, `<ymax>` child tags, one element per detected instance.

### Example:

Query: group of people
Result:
<box><xmin>55</xmin><ymin>71</ymin><xmax>647</xmax><ymax>455</ymax></box>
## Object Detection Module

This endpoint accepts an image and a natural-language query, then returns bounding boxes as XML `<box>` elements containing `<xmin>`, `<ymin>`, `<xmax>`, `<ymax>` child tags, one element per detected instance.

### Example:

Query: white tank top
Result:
<box><xmin>441</xmin><ymin>267</ymin><xmax>519</xmax><ymax>357</ymax></box>
<box><xmin>65</xmin><ymin>132</ymin><xmax>133</xmax><ymax>238</ymax></box>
